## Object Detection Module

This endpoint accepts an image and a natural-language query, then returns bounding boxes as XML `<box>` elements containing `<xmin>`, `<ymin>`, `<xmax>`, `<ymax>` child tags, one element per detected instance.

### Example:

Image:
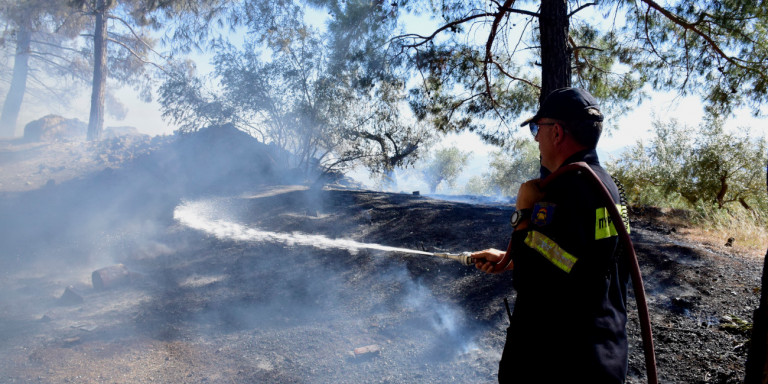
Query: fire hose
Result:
<box><xmin>434</xmin><ymin>161</ymin><xmax>658</xmax><ymax>384</ymax></box>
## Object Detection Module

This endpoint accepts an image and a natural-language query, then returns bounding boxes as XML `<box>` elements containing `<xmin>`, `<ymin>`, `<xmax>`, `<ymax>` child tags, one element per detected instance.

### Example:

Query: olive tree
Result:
<box><xmin>465</xmin><ymin>138</ymin><xmax>539</xmax><ymax>197</ymax></box>
<box><xmin>609</xmin><ymin>118</ymin><xmax>767</xmax><ymax>212</ymax></box>
<box><xmin>421</xmin><ymin>146</ymin><xmax>470</xmax><ymax>193</ymax></box>
<box><xmin>159</xmin><ymin>3</ymin><xmax>431</xmax><ymax>179</ymax></box>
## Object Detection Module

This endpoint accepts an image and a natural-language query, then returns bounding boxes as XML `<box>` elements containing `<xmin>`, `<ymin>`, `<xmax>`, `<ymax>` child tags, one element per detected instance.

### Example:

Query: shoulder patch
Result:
<box><xmin>595</xmin><ymin>204</ymin><xmax>631</xmax><ymax>240</ymax></box>
<box><xmin>532</xmin><ymin>202</ymin><xmax>556</xmax><ymax>226</ymax></box>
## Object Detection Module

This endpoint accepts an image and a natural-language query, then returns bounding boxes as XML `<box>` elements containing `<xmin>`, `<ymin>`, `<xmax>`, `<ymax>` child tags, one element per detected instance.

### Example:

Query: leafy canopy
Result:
<box><xmin>609</xmin><ymin>117</ymin><xmax>767</xmax><ymax>212</ymax></box>
<box><xmin>159</xmin><ymin>1</ymin><xmax>432</xmax><ymax>178</ymax></box>
<box><xmin>366</xmin><ymin>0</ymin><xmax>768</xmax><ymax>144</ymax></box>
<box><xmin>421</xmin><ymin>146</ymin><xmax>471</xmax><ymax>193</ymax></box>
<box><xmin>465</xmin><ymin>137</ymin><xmax>539</xmax><ymax>197</ymax></box>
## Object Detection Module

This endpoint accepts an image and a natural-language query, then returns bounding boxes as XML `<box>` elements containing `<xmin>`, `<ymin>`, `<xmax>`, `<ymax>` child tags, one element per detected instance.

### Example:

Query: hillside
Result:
<box><xmin>0</xmin><ymin>130</ymin><xmax>763</xmax><ymax>383</ymax></box>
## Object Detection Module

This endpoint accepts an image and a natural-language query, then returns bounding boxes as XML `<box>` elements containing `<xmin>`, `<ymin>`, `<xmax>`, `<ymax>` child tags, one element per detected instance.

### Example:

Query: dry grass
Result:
<box><xmin>647</xmin><ymin>206</ymin><xmax>768</xmax><ymax>259</ymax></box>
<box><xmin>677</xmin><ymin>227</ymin><xmax>767</xmax><ymax>259</ymax></box>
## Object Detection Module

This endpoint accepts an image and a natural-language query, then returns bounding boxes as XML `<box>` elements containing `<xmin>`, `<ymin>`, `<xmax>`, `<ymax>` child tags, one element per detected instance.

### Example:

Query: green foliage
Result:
<box><xmin>618</xmin><ymin>1</ymin><xmax>768</xmax><ymax>117</ymax></box>
<box><xmin>371</xmin><ymin>1</ymin><xmax>768</xmax><ymax>145</ymax></box>
<box><xmin>158</xmin><ymin>61</ymin><xmax>230</xmax><ymax>133</ymax></box>
<box><xmin>0</xmin><ymin>0</ymin><xmax>91</xmax><ymax>135</ymax></box>
<box><xmin>464</xmin><ymin>137</ymin><xmax>539</xmax><ymax>197</ymax></box>
<box><xmin>720</xmin><ymin>314</ymin><xmax>753</xmax><ymax>336</ymax></box>
<box><xmin>65</xmin><ymin>0</ymin><xmax>240</xmax><ymax>138</ymax></box>
<box><xmin>159</xmin><ymin>2</ymin><xmax>432</xmax><ymax>179</ymax></box>
<box><xmin>608</xmin><ymin>118</ymin><xmax>767</xmax><ymax>213</ymax></box>
<box><xmin>69</xmin><ymin>0</ymin><xmax>181</xmax><ymax>96</ymax></box>
<box><xmin>421</xmin><ymin>146</ymin><xmax>470</xmax><ymax>193</ymax></box>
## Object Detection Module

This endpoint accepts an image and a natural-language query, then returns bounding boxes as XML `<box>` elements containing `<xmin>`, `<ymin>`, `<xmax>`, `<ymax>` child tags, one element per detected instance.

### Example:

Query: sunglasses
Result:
<box><xmin>528</xmin><ymin>122</ymin><xmax>555</xmax><ymax>138</ymax></box>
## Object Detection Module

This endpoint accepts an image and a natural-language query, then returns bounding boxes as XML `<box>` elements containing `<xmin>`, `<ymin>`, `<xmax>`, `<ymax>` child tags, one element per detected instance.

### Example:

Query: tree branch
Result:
<box><xmin>568</xmin><ymin>2</ymin><xmax>597</xmax><ymax>18</ymax></box>
<box><xmin>640</xmin><ymin>0</ymin><xmax>768</xmax><ymax>81</ymax></box>
<box><xmin>385</xmin><ymin>132</ymin><xmax>399</xmax><ymax>156</ymax></box>
<box><xmin>29</xmin><ymin>39</ymin><xmax>84</xmax><ymax>55</ymax></box>
<box><xmin>53</xmin><ymin>11</ymin><xmax>86</xmax><ymax>35</ymax></box>
<box><xmin>285</xmin><ymin>42</ymin><xmax>315</xmax><ymax>112</ymax></box>
<box><xmin>28</xmin><ymin>50</ymin><xmax>72</xmax><ymax>65</ymax></box>
<box><xmin>493</xmin><ymin>61</ymin><xmax>539</xmax><ymax>89</ymax></box>
<box><xmin>643</xmin><ymin>6</ymin><xmax>669</xmax><ymax>67</ymax></box>
<box><xmin>484</xmin><ymin>0</ymin><xmax>517</xmax><ymax>105</ymax></box>
<box><xmin>497</xmin><ymin>5</ymin><xmax>539</xmax><ymax>18</ymax></box>
<box><xmin>106</xmin><ymin>37</ymin><xmax>166</xmax><ymax>73</ymax></box>
<box><xmin>569</xmin><ymin>35</ymin><xmax>600</xmax><ymax>79</ymax></box>
<box><xmin>391</xmin><ymin>12</ymin><xmax>494</xmax><ymax>48</ymax></box>
<box><xmin>107</xmin><ymin>13</ymin><xmax>167</xmax><ymax>61</ymax></box>
<box><xmin>26</xmin><ymin>71</ymin><xmax>65</xmax><ymax>98</ymax></box>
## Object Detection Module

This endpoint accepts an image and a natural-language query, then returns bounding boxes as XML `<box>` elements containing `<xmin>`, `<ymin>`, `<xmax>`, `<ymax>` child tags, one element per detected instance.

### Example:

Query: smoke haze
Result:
<box><xmin>0</xmin><ymin>126</ymin><xmax>516</xmax><ymax>382</ymax></box>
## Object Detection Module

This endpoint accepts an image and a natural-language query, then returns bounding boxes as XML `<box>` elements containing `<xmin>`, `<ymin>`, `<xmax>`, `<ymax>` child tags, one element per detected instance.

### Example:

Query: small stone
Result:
<box><xmin>352</xmin><ymin>344</ymin><xmax>381</xmax><ymax>357</ymax></box>
<box><xmin>58</xmin><ymin>286</ymin><xmax>84</xmax><ymax>305</ymax></box>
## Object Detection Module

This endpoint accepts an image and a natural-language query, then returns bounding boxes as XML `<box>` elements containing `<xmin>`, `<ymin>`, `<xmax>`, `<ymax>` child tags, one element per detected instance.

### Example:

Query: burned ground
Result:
<box><xmin>0</xmin><ymin>132</ymin><xmax>764</xmax><ymax>383</ymax></box>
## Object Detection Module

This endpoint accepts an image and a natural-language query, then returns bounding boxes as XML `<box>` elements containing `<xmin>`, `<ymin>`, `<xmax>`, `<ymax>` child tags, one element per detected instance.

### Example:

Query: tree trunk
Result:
<box><xmin>744</xmin><ymin>156</ymin><xmax>768</xmax><ymax>384</ymax></box>
<box><xmin>716</xmin><ymin>174</ymin><xmax>728</xmax><ymax>209</ymax></box>
<box><xmin>0</xmin><ymin>25</ymin><xmax>32</xmax><ymax>138</ymax></box>
<box><xmin>538</xmin><ymin>0</ymin><xmax>571</xmax><ymax>102</ymax></box>
<box><xmin>739</xmin><ymin>197</ymin><xmax>753</xmax><ymax>212</ymax></box>
<box><xmin>87</xmin><ymin>0</ymin><xmax>108</xmax><ymax>141</ymax></box>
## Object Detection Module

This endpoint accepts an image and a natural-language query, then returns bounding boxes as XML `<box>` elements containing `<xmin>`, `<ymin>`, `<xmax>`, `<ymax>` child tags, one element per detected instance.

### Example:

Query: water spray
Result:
<box><xmin>174</xmin><ymin>201</ymin><xmax>477</xmax><ymax>266</ymax></box>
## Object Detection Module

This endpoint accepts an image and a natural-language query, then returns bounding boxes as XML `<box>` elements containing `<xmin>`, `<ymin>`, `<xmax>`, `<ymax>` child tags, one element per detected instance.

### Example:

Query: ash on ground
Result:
<box><xmin>0</xmin><ymin>129</ymin><xmax>762</xmax><ymax>383</ymax></box>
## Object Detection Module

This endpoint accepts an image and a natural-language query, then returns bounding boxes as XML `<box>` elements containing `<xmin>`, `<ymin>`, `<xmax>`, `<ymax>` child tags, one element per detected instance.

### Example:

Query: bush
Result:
<box><xmin>464</xmin><ymin>137</ymin><xmax>539</xmax><ymax>197</ymax></box>
<box><xmin>608</xmin><ymin>117</ymin><xmax>767</xmax><ymax>212</ymax></box>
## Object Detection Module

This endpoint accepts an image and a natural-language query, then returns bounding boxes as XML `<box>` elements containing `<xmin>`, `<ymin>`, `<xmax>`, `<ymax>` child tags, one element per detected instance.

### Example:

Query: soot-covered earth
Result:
<box><xmin>0</xmin><ymin>127</ymin><xmax>764</xmax><ymax>383</ymax></box>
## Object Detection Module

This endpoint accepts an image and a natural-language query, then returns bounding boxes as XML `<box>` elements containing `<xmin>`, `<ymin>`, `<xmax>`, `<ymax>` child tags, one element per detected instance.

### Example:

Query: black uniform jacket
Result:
<box><xmin>499</xmin><ymin>149</ymin><xmax>630</xmax><ymax>383</ymax></box>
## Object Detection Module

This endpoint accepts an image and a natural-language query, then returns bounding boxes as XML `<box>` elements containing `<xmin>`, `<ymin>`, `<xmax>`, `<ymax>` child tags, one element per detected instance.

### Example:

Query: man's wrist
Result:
<box><xmin>510</xmin><ymin>208</ymin><xmax>532</xmax><ymax>228</ymax></box>
<box><xmin>513</xmin><ymin>220</ymin><xmax>531</xmax><ymax>231</ymax></box>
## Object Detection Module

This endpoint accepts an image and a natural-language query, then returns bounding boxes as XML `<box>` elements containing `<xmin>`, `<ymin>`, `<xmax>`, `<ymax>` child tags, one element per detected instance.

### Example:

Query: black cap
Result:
<box><xmin>520</xmin><ymin>87</ymin><xmax>604</xmax><ymax>126</ymax></box>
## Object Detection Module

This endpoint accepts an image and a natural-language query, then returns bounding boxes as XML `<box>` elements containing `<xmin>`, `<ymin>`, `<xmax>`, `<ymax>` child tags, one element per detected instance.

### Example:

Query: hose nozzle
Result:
<box><xmin>433</xmin><ymin>252</ymin><xmax>476</xmax><ymax>266</ymax></box>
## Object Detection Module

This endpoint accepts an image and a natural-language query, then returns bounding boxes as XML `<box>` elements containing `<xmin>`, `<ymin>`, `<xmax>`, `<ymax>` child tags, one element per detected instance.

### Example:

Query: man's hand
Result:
<box><xmin>471</xmin><ymin>179</ymin><xmax>542</xmax><ymax>275</ymax></box>
<box><xmin>472</xmin><ymin>248</ymin><xmax>511</xmax><ymax>274</ymax></box>
<box><xmin>515</xmin><ymin>179</ymin><xmax>544</xmax><ymax>210</ymax></box>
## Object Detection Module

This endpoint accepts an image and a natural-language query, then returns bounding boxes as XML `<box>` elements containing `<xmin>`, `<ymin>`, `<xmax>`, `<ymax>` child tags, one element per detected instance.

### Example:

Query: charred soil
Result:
<box><xmin>0</xmin><ymin>133</ymin><xmax>764</xmax><ymax>383</ymax></box>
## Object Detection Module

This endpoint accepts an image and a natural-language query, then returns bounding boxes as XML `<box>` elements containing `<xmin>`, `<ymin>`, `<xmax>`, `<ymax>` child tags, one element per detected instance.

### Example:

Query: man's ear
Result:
<box><xmin>552</xmin><ymin>123</ymin><xmax>566</xmax><ymax>145</ymax></box>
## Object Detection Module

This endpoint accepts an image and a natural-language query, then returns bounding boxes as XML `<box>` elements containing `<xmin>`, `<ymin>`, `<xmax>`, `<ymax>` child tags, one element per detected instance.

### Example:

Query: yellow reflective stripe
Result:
<box><xmin>595</xmin><ymin>204</ymin><xmax>631</xmax><ymax>240</ymax></box>
<box><xmin>524</xmin><ymin>231</ymin><xmax>578</xmax><ymax>273</ymax></box>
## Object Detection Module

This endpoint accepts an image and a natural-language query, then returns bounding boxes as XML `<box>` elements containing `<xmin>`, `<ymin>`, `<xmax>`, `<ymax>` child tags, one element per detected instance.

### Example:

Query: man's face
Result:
<box><xmin>534</xmin><ymin>118</ymin><xmax>558</xmax><ymax>172</ymax></box>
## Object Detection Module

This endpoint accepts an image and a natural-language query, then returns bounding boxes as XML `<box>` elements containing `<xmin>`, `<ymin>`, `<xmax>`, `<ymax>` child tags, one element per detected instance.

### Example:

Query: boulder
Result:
<box><xmin>23</xmin><ymin>115</ymin><xmax>87</xmax><ymax>142</ymax></box>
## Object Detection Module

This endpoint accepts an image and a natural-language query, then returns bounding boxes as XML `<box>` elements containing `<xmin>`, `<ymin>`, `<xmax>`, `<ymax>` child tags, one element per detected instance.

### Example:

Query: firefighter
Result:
<box><xmin>473</xmin><ymin>87</ymin><xmax>630</xmax><ymax>383</ymax></box>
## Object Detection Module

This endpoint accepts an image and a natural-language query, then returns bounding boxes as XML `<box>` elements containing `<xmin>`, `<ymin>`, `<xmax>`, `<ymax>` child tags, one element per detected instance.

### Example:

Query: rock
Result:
<box><xmin>670</xmin><ymin>296</ymin><xmax>698</xmax><ymax>313</ymax></box>
<box><xmin>92</xmin><ymin>264</ymin><xmax>132</xmax><ymax>290</ymax></box>
<box><xmin>724</xmin><ymin>237</ymin><xmax>734</xmax><ymax>247</ymax></box>
<box><xmin>23</xmin><ymin>115</ymin><xmax>86</xmax><ymax>142</ymax></box>
<box><xmin>352</xmin><ymin>344</ymin><xmax>381</xmax><ymax>358</ymax></box>
<box><xmin>58</xmin><ymin>285</ymin><xmax>84</xmax><ymax>305</ymax></box>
